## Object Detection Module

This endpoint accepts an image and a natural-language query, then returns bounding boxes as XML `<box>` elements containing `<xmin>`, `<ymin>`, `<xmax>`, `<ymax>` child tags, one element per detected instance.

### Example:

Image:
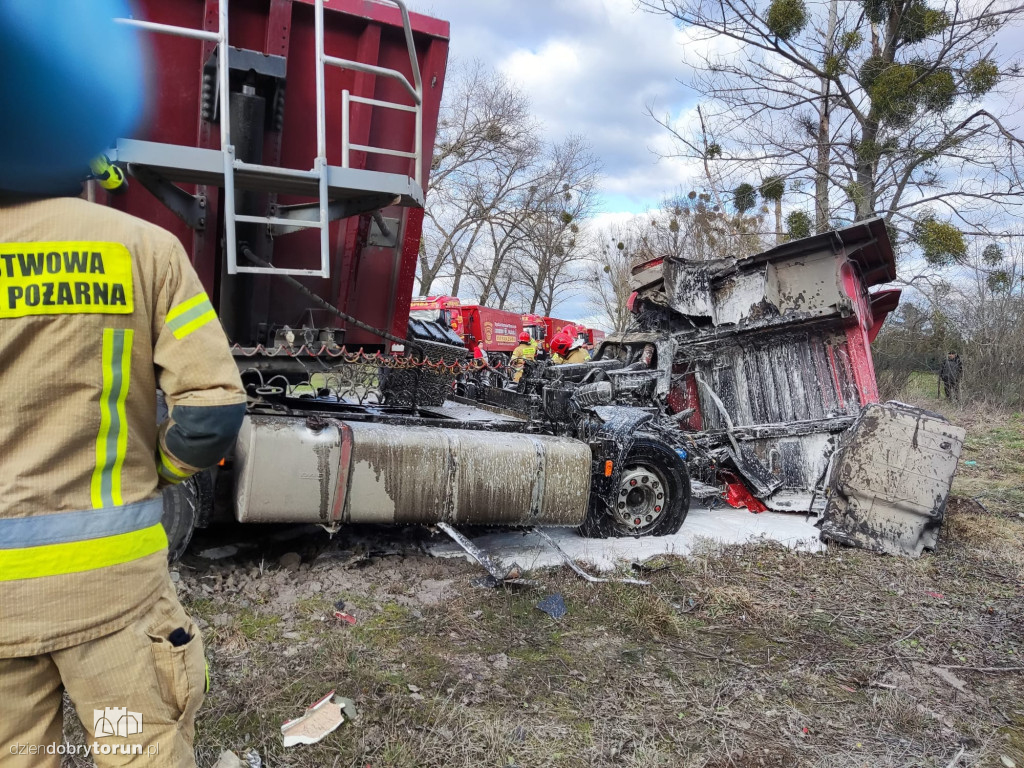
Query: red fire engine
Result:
<box><xmin>411</xmin><ymin>296</ymin><xmax>604</xmax><ymax>359</ymax></box>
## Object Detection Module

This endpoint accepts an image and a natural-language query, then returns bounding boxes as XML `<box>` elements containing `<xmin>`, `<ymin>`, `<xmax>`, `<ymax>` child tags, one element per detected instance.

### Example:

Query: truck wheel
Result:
<box><xmin>580</xmin><ymin>437</ymin><xmax>691</xmax><ymax>538</ymax></box>
<box><xmin>161</xmin><ymin>472</ymin><xmax>213</xmax><ymax>562</ymax></box>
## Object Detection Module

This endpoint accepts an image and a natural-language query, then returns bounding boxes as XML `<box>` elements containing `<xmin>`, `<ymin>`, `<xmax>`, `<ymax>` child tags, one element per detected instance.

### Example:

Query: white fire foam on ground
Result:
<box><xmin>428</xmin><ymin>505</ymin><xmax>824</xmax><ymax>572</ymax></box>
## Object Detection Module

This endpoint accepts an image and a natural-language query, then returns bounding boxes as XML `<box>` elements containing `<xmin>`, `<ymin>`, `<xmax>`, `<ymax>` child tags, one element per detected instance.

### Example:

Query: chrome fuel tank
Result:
<box><xmin>234</xmin><ymin>415</ymin><xmax>591</xmax><ymax>526</ymax></box>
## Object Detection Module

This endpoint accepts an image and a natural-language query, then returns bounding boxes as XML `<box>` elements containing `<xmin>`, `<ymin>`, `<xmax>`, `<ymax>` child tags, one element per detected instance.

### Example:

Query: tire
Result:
<box><xmin>580</xmin><ymin>437</ymin><xmax>691</xmax><ymax>538</ymax></box>
<box><xmin>161</xmin><ymin>472</ymin><xmax>213</xmax><ymax>561</ymax></box>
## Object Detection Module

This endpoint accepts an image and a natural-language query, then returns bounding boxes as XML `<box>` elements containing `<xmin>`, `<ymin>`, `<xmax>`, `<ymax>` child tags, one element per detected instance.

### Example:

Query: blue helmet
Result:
<box><xmin>0</xmin><ymin>0</ymin><xmax>144</xmax><ymax>195</ymax></box>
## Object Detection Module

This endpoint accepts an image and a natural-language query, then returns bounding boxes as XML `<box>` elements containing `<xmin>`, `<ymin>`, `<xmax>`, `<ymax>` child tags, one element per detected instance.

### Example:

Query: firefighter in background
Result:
<box><xmin>0</xmin><ymin>3</ymin><xmax>246</xmax><ymax>766</ymax></box>
<box><xmin>939</xmin><ymin>351</ymin><xmax>964</xmax><ymax>400</ymax></box>
<box><xmin>510</xmin><ymin>331</ymin><xmax>539</xmax><ymax>382</ymax></box>
<box><xmin>550</xmin><ymin>331</ymin><xmax>590</xmax><ymax>365</ymax></box>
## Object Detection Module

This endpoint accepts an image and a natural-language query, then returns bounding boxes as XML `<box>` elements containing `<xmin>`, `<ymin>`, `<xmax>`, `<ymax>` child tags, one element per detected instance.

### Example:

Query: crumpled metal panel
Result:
<box><xmin>817</xmin><ymin>402</ymin><xmax>966</xmax><ymax>556</ymax></box>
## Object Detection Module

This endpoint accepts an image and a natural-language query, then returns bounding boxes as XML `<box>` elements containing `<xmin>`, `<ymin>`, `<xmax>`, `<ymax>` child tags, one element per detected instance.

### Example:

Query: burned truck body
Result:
<box><xmin>109</xmin><ymin>1</ymin><xmax>959</xmax><ymax>558</ymax></box>
<box><xmin>547</xmin><ymin>217</ymin><xmax>964</xmax><ymax>555</ymax></box>
<box><xmin>624</xmin><ymin>218</ymin><xmax>903</xmax><ymax>513</ymax></box>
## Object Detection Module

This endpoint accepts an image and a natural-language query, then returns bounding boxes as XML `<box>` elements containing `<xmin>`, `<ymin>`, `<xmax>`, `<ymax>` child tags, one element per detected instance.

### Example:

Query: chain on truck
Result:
<box><xmin>104</xmin><ymin>0</ymin><xmax>962</xmax><ymax>561</ymax></box>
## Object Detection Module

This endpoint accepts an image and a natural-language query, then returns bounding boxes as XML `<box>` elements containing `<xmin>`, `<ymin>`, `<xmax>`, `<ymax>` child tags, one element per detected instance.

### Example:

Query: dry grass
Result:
<box><xmin>60</xmin><ymin>408</ymin><xmax>1024</xmax><ymax>768</ymax></box>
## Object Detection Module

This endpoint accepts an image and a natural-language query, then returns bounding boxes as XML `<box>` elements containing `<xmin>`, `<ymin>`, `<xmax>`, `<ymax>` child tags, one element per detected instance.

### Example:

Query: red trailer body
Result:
<box><xmin>104</xmin><ymin>0</ymin><xmax>449</xmax><ymax>349</ymax></box>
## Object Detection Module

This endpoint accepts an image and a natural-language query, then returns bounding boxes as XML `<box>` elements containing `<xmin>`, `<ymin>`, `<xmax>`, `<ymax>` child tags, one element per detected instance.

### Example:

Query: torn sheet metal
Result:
<box><xmin>436</xmin><ymin>522</ymin><xmax>532</xmax><ymax>585</ymax></box>
<box><xmin>624</xmin><ymin>219</ymin><xmax>905</xmax><ymax>513</ymax></box>
<box><xmin>532</xmin><ymin>527</ymin><xmax>650</xmax><ymax>586</ymax></box>
<box><xmin>817</xmin><ymin>402</ymin><xmax>966</xmax><ymax>557</ymax></box>
<box><xmin>536</xmin><ymin>593</ymin><xmax>568</xmax><ymax>619</ymax></box>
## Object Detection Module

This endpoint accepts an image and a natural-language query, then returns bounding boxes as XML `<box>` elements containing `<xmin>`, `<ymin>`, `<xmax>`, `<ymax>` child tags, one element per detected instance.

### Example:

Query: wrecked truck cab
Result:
<box><xmin>626</xmin><ymin>219</ymin><xmax>965</xmax><ymax>554</ymax></box>
<box><xmin>630</xmin><ymin>218</ymin><xmax>902</xmax><ymax>512</ymax></box>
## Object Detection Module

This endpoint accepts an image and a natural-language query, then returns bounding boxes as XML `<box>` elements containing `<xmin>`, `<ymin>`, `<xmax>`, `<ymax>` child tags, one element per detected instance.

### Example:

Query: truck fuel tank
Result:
<box><xmin>234</xmin><ymin>415</ymin><xmax>591</xmax><ymax>527</ymax></box>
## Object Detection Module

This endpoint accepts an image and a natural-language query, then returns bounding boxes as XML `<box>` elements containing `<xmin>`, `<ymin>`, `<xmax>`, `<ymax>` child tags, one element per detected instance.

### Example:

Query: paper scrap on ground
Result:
<box><xmin>281</xmin><ymin>691</ymin><xmax>349</xmax><ymax>747</ymax></box>
<box><xmin>428</xmin><ymin>505</ymin><xmax>823</xmax><ymax>572</ymax></box>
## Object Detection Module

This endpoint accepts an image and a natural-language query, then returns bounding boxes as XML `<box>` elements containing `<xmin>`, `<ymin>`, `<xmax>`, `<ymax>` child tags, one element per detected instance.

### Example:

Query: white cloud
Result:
<box><xmin>407</xmin><ymin>0</ymin><xmax>702</xmax><ymax>212</ymax></box>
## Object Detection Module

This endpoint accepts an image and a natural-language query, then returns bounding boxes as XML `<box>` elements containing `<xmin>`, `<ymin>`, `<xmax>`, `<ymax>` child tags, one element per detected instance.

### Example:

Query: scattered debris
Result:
<box><xmin>429</xmin><ymin>506</ymin><xmax>823</xmax><ymax>573</ymax></box>
<box><xmin>331</xmin><ymin>597</ymin><xmax>358</xmax><ymax>624</ymax></box>
<box><xmin>333</xmin><ymin>609</ymin><xmax>357</xmax><ymax>625</ymax></box>
<box><xmin>1001</xmin><ymin>756</ymin><xmax>1017</xmax><ymax>768</ymax></box>
<box><xmin>197</xmin><ymin>545</ymin><xmax>239</xmax><ymax>560</ymax></box>
<box><xmin>436</xmin><ymin>522</ymin><xmax>532</xmax><ymax>586</ymax></box>
<box><xmin>281</xmin><ymin>691</ymin><xmax>353</xmax><ymax>747</ymax></box>
<box><xmin>407</xmin><ymin>684</ymin><xmax>424</xmax><ymax>701</ymax></box>
<box><xmin>536</xmin><ymin>593</ymin><xmax>567</xmax><ymax>619</ymax></box>
<box><xmin>926</xmin><ymin>591</ymin><xmax>946</xmax><ymax>599</ymax></box>
<box><xmin>210</xmin><ymin>750</ymin><xmax>262</xmax><ymax>768</ymax></box>
<box><xmin>532</xmin><ymin>527</ymin><xmax>650</xmax><ymax>586</ymax></box>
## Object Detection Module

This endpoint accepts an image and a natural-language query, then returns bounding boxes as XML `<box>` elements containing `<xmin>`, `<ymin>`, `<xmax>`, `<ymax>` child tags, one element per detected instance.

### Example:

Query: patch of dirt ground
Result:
<box><xmin>61</xmin><ymin>407</ymin><xmax>1024</xmax><ymax>768</ymax></box>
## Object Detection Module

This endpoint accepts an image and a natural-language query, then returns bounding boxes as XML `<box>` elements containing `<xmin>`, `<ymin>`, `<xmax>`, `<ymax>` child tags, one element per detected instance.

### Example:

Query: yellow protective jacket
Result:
<box><xmin>0</xmin><ymin>196</ymin><xmax>245</xmax><ymax>657</ymax></box>
<box><xmin>510</xmin><ymin>341</ymin><xmax>538</xmax><ymax>363</ymax></box>
<box><xmin>560</xmin><ymin>347</ymin><xmax>590</xmax><ymax>365</ymax></box>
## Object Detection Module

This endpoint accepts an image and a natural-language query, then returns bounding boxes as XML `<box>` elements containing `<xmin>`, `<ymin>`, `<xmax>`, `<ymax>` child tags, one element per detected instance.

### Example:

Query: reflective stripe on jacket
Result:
<box><xmin>0</xmin><ymin>499</ymin><xmax>165</xmax><ymax>582</ymax></box>
<box><xmin>0</xmin><ymin>196</ymin><xmax>245</xmax><ymax>657</ymax></box>
<box><xmin>511</xmin><ymin>342</ymin><xmax>538</xmax><ymax>362</ymax></box>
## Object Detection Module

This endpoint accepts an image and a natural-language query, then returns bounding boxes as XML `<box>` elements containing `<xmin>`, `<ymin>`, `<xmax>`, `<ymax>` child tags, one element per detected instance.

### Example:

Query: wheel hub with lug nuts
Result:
<box><xmin>616</xmin><ymin>466</ymin><xmax>666</xmax><ymax>531</ymax></box>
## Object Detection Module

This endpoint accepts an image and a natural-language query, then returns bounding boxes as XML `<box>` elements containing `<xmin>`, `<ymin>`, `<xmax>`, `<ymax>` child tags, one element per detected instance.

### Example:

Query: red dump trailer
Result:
<box><xmin>106</xmin><ymin>0</ymin><xmax>449</xmax><ymax>348</ymax></box>
<box><xmin>103</xmin><ymin>0</ymin><xmax>649</xmax><ymax>559</ymax></box>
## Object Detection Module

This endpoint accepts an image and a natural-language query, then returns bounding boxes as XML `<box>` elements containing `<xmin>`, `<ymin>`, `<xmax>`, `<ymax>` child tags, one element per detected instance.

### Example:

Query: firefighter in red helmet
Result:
<box><xmin>550</xmin><ymin>331</ymin><xmax>590</xmax><ymax>365</ymax></box>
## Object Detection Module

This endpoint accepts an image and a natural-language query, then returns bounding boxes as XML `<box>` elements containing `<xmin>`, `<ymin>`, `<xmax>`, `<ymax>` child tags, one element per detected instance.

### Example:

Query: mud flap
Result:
<box><xmin>816</xmin><ymin>402</ymin><xmax>966</xmax><ymax>557</ymax></box>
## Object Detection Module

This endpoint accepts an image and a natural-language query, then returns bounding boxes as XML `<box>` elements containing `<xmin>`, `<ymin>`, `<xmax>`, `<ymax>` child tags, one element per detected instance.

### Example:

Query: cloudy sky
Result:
<box><xmin>402</xmin><ymin>0</ymin><xmax>1023</xmax><ymax>324</ymax></box>
<box><xmin>406</xmin><ymin>0</ymin><xmax>704</xmax><ymax>221</ymax></box>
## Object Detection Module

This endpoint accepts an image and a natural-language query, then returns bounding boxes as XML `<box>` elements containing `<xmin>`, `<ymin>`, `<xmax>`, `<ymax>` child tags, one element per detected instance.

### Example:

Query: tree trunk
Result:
<box><xmin>775</xmin><ymin>197</ymin><xmax>783</xmax><ymax>245</ymax></box>
<box><xmin>815</xmin><ymin>0</ymin><xmax>838</xmax><ymax>233</ymax></box>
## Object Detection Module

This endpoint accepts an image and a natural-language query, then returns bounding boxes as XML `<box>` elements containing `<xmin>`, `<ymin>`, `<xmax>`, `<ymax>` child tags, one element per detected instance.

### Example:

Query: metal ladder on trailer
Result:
<box><xmin>113</xmin><ymin>0</ymin><xmax>425</xmax><ymax>279</ymax></box>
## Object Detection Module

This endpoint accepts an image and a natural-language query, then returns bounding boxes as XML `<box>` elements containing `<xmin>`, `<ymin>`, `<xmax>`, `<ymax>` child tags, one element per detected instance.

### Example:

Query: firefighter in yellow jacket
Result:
<box><xmin>0</xmin><ymin>4</ymin><xmax>246</xmax><ymax>767</ymax></box>
<box><xmin>550</xmin><ymin>331</ymin><xmax>590</xmax><ymax>365</ymax></box>
<box><xmin>509</xmin><ymin>331</ymin><xmax>539</xmax><ymax>383</ymax></box>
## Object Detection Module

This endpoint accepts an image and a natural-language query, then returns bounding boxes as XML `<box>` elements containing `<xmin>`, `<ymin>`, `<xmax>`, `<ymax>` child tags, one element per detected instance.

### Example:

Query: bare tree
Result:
<box><xmin>511</xmin><ymin>136</ymin><xmax>601</xmax><ymax>314</ymax></box>
<box><xmin>586</xmin><ymin>224</ymin><xmax>647</xmax><ymax>333</ymax></box>
<box><xmin>419</xmin><ymin>61</ymin><xmax>538</xmax><ymax>295</ymax></box>
<box><xmin>875</xmin><ymin>233</ymin><xmax>1024</xmax><ymax>405</ymax></box>
<box><xmin>640</xmin><ymin>0</ymin><xmax>1024</xmax><ymax>255</ymax></box>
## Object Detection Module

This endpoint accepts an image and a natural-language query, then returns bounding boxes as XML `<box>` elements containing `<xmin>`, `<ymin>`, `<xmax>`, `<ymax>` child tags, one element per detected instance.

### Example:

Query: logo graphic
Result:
<box><xmin>483</xmin><ymin>321</ymin><xmax>493</xmax><ymax>343</ymax></box>
<box><xmin>93</xmin><ymin>708</ymin><xmax>143</xmax><ymax>738</ymax></box>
